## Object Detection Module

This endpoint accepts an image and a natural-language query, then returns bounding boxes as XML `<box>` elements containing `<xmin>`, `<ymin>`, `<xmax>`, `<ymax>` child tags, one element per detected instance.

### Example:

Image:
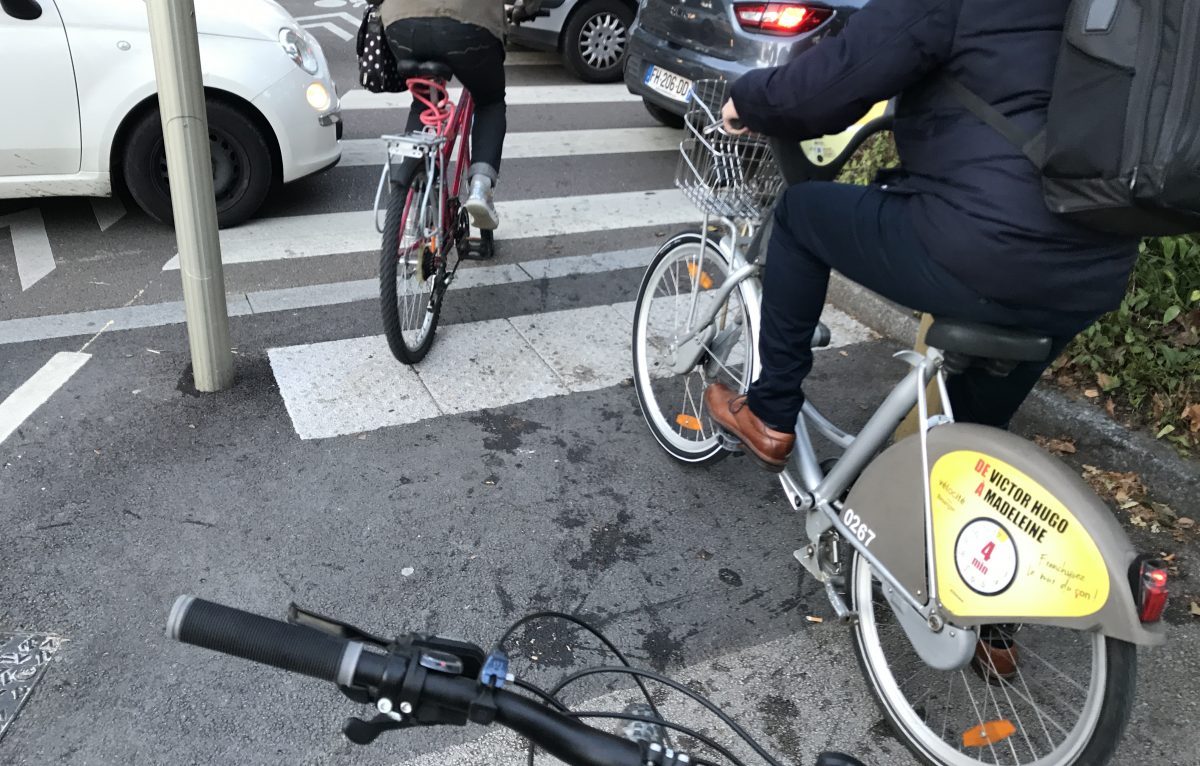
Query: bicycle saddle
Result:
<box><xmin>926</xmin><ymin>317</ymin><xmax>1053</xmax><ymax>377</ymax></box>
<box><xmin>394</xmin><ymin>59</ymin><xmax>454</xmax><ymax>81</ymax></box>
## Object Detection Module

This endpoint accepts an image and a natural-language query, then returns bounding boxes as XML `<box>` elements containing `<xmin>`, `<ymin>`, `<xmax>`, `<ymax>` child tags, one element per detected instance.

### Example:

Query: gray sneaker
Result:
<box><xmin>464</xmin><ymin>176</ymin><xmax>499</xmax><ymax>230</ymax></box>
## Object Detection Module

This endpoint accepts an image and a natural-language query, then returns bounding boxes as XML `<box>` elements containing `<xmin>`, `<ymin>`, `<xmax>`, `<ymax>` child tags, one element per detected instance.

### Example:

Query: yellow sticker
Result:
<box><xmin>800</xmin><ymin>101</ymin><xmax>889</xmax><ymax>166</ymax></box>
<box><xmin>931</xmin><ymin>451</ymin><xmax>1109</xmax><ymax>618</ymax></box>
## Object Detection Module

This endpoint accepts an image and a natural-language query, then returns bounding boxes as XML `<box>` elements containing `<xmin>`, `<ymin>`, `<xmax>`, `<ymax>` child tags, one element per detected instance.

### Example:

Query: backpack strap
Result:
<box><xmin>938</xmin><ymin>75</ymin><xmax>1047</xmax><ymax>168</ymax></box>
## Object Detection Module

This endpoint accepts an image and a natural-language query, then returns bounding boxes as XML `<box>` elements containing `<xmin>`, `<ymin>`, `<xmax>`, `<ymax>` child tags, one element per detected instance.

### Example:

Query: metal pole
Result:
<box><xmin>146</xmin><ymin>0</ymin><xmax>234</xmax><ymax>392</ymax></box>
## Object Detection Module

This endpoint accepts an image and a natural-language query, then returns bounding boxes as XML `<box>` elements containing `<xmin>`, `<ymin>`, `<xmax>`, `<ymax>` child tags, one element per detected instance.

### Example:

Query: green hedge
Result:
<box><xmin>837</xmin><ymin>136</ymin><xmax>1200</xmax><ymax>451</ymax></box>
<box><xmin>1060</xmin><ymin>235</ymin><xmax>1200</xmax><ymax>451</ymax></box>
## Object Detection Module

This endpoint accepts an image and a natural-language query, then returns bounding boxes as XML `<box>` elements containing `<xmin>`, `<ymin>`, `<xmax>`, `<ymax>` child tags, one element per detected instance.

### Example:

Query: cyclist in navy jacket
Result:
<box><xmin>704</xmin><ymin>0</ymin><xmax>1139</xmax><ymax>472</ymax></box>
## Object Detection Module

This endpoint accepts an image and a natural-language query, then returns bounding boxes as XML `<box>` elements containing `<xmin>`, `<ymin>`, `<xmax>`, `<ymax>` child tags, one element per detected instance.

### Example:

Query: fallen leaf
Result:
<box><xmin>1191</xmin><ymin>601</ymin><xmax>1200</xmax><ymax>618</ymax></box>
<box><xmin>1182</xmin><ymin>404</ymin><xmax>1200</xmax><ymax>434</ymax></box>
<box><xmin>1083</xmin><ymin>388</ymin><xmax>1100</xmax><ymax>399</ymax></box>
<box><xmin>1034</xmin><ymin>435</ymin><xmax>1077</xmax><ymax>455</ymax></box>
<box><xmin>1177</xmin><ymin>517</ymin><xmax>1196</xmax><ymax>530</ymax></box>
<box><xmin>1151</xmin><ymin>502</ymin><xmax>1178</xmax><ymax>520</ymax></box>
<box><xmin>1105</xmin><ymin>399</ymin><xmax>1117</xmax><ymax>418</ymax></box>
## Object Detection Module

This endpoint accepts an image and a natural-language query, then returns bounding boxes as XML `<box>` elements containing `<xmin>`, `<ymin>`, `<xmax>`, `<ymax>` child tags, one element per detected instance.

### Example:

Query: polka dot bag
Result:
<box><xmin>356</xmin><ymin>5</ymin><xmax>405</xmax><ymax>93</ymax></box>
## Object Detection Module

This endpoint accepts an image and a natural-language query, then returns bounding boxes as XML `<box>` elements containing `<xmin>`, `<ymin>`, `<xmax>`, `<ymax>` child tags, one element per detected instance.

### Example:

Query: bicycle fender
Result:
<box><xmin>843</xmin><ymin>423</ymin><xmax>1164</xmax><ymax>646</ymax></box>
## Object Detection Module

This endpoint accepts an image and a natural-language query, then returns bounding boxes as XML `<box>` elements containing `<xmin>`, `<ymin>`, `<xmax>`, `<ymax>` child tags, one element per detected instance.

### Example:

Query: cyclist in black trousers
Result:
<box><xmin>373</xmin><ymin>0</ymin><xmax>542</xmax><ymax>230</ymax></box>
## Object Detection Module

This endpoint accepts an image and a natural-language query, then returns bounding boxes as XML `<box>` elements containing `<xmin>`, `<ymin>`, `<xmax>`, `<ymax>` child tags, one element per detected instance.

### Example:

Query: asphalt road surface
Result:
<box><xmin>1</xmin><ymin>3</ymin><xmax>1197</xmax><ymax>765</ymax></box>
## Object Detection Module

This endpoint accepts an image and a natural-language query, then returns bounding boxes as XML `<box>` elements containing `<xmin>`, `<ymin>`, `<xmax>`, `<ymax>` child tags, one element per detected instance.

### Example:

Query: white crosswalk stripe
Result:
<box><xmin>161</xmin><ymin>190</ymin><xmax>697</xmax><ymax>269</ymax></box>
<box><xmin>340</xmin><ymin>83</ymin><xmax>642</xmax><ymax>110</ymax></box>
<box><xmin>339</xmin><ymin>127</ymin><xmax>680</xmax><ymax>166</ymax></box>
<box><xmin>270</xmin><ymin>302</ymin><xmax>871</xmax><ymax>440</ymax></box>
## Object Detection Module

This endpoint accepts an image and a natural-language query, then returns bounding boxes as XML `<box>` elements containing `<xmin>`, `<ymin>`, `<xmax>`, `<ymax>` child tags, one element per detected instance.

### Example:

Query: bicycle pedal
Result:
<box><xmin>717</xmin><ymin>432</ymin><xmax>744</xmax><ymax>453</ymax></box>
<box><xmin>458</xmin><ymin>237</ymin><xmax>495</xmax><ymax>261</ymax></box>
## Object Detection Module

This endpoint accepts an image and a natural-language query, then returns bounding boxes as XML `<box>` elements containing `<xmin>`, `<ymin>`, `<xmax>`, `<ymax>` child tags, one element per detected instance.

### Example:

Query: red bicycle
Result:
<box><xmin>376</xmin><ymin>60</ymin><xmax>495</xmax><ymax>364</ymax></box>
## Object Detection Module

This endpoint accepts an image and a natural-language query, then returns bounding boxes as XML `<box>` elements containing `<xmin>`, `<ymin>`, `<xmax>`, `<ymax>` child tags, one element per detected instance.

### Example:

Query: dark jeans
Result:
<box><xmin>747</xmin><ymin>183</ymin><xmax>1098</xmax><ymax>431</ymax></box>
<box><xmin>385</xmin><ymin>18</ymin><xmax>506</xmax><ymax>180</ymax></box>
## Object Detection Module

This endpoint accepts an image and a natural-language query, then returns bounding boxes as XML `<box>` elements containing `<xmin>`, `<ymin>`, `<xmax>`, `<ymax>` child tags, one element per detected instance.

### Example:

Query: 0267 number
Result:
<box><xmin>843</xmin><ymin>507</ymin><xmax>877</xmax><ymax>546</ymax></box>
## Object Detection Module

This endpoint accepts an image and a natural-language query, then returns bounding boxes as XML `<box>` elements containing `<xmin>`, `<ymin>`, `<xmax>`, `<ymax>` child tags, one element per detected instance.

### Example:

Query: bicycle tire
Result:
<box><xmin>632</xmin><ymin>231</ymin><xmax>758</xmax><ymax>465</ymax></box>
<box><xmin>847</xmin><ymin>551</ymin><xmax>1136</xmax><ymax>766</ymax></box>
<box><xmin>380</xmin><ymin>169</ymin><xmax>443</xmax><ymax>364</ymax></box>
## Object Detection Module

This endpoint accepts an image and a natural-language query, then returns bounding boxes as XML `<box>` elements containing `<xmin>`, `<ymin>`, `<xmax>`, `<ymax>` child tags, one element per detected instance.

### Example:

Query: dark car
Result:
<box><xmin>624</xmin><ymin>1</ymin><xmax>866</xmax><ymax>127</ymax></box>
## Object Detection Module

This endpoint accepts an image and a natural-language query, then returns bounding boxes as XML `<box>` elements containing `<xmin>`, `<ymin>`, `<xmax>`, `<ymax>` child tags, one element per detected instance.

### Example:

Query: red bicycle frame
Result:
<box><xmin>406</xmin><ymin>76</ymin><xmax>476</xmax><ymax>228</ymax></box>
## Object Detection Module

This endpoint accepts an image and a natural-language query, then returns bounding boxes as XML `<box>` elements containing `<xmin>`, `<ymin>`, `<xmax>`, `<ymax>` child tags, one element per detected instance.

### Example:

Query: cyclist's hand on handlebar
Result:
<box><xmin>721</xmin><ymin>99</ymin><xmax>750</xmax><ymax>136</ymax></box>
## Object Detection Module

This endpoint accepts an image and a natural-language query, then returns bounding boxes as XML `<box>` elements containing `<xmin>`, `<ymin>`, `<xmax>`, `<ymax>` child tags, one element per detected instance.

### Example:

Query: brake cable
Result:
<box><xmin>499</xmin><ymin>611</ymin><xmax>676</xmax><ymax>758</ymax></box>
<box><xmin>551</xmin><ymin>667</ymin><xmax>788</xmax><ymax>766</ymax></box>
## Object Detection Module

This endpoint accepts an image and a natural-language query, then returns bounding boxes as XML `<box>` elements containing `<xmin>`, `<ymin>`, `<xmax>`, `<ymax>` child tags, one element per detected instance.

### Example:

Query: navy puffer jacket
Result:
<box><xmin>730</xmin><ymin>0</ymin><xmax>1138</xmax><ymax>316</ymax></box>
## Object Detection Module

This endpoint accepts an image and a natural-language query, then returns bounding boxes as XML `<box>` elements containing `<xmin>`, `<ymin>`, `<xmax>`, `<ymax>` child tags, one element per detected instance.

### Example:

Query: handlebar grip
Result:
<box><xmin>168</xmin><ymin>596</ymin><xmax>360</xmax><ymax>686</ymax></box>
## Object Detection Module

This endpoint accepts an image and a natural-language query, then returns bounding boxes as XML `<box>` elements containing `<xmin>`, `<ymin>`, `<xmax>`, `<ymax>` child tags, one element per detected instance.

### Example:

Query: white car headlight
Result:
<box><xmin>279</xmin><ymin>28</ymin><xmax>319</xmax><ymax>75</ymax></box>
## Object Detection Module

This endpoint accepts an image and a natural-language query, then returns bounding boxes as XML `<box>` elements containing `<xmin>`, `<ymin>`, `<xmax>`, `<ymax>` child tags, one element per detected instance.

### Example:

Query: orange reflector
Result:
<box><xmin>686</xmin><ymin>262</ymin><xmax>714</xmax><ymax>290</ymax></box>
<box><xmin>962</xmin><ymin>720</ymin><xmax>1016</xmax><ymax>748</ymax></box>
<box><xmin>675</xmin><ymin>414</ymin><xmax>703</xmax><ymax>431</ymax></box>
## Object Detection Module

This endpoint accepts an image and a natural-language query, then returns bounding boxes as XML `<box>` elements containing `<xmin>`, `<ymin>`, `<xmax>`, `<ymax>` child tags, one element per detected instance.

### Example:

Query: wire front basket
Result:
<box><xmin>675</xmin><ymin>80</ymin><xmax>785</xmax><ymax>221</ymax></box>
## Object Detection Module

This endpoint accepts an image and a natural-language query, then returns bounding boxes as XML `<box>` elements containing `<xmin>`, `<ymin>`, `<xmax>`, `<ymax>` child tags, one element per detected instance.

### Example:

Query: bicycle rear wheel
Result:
<box><xmin>380</xmin><ymin>168</ymin><xmax>443</xmax><ymax>364</ymax></box>
<box><xmin>632</xmin><ymin>231</ymin><xmax>756</xmax><ymax>464</ymax></box>
<box><xmin>848</xmin><ymin>551</ymin><xmax>1136</xmax><ymax>766</ymax></box>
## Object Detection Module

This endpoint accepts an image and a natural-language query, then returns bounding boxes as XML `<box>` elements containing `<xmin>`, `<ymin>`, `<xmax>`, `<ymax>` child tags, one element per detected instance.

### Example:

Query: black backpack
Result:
<box><xmin>945</xmin><ymin>0</ymin><xmax>1200</xmax><ymax>236</ymax></box>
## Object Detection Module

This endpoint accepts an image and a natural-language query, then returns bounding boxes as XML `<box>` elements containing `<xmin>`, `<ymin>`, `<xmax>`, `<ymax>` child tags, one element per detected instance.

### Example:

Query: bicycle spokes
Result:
<box><xmin>853</xmin><ymin>558</ymin><xmax>1119</xmax><ymax>766</ymax></box>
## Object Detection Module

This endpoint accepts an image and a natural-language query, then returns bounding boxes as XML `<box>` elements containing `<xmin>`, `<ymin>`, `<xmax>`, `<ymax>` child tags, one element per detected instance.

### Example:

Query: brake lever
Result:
<box><xmin>342</xmin><ymin>713</ymin><xmax>419</xmax><ymax>745</ymax></box>
<box><xmin>287</xmin><ymin>603</ymin><xmax>389</xmax><ymax>646</ymax></box>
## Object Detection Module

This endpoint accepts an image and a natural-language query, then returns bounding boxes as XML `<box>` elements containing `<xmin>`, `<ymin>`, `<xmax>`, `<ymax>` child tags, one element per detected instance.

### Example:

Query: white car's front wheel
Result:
<box><xmin>121</xmin><ymin>99</ymin><xmax>275</xmax><ymax>229</ymax></box>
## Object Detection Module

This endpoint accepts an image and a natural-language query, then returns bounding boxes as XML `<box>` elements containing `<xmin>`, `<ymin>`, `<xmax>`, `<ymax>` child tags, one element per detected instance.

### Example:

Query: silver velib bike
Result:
<box><xmin>631</xmin><ymin>80</ymin><xmax>1169</xmax><ymax>766</ymax></box>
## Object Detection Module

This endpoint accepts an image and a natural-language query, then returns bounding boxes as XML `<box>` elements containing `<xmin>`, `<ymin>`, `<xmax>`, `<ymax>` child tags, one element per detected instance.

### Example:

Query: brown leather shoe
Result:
<box><xmin>703</xmin><ymin>383</ymin><xmax>794</xmax><ymax>472</ymax></box>
<box><xmin>972</xmin><ymin>637</ymin><xmax>1020</xmax><ymax>685</ymax></box>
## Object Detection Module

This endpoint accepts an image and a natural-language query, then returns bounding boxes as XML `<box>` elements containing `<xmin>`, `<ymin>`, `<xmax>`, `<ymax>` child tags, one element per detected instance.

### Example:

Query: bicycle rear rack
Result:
<box><xmin>373</xmin><ymin>132</ymin><xmax>449</xmax><ymax>233</ymax></box>
<box><xmin>383</xmin><ymin>131</ymin><xmax>446</xmax><ymax>160</ymax></box>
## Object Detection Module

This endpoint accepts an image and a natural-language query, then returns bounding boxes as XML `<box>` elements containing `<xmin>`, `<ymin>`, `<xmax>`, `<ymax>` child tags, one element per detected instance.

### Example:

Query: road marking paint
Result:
<box><xmin>269</xmin><ymin>303</ymin><xmax>629</xmax><ymax>439</ymax></box>
<box><xmin>90</xmin><ymin>197</ymin><xmax>127</xmax><ymax>231</ymax></box>
<box><xmin>298</xmin><ymin>20</ymin><xmax>353</xmax><ymax>41</ymax></box>
<box><xmin>509</xmin><ymin>304</ymin><xmax>633</xmax><ymax>391</ymax></box>
<box><xmin>269</xmin><ymin>301</ymin><xmax>871</xmax><ymax>440</ymax></box>
<box><xmin>339</xmin><ymin>127</ymin><xmax>679</xmax><ymax>167</ymax></box>
<box><xmin>161</xmin><ymin>190</ymin><xmax>694</xmax><ymax>269</ymax></box>
<box><xmin>0</xmin><ymin>249</ymin><xmax>654</xmax><ymax>346</ymax></box>
<box><xmin>341</xmin><ymin>83</ymin><xmax>641</xmax><ymax>110</ymax></box>
<box><xmin>294</xmin><ymin>11</ymin><xmax>361</xmax><ymax>26</ymax></box>
<box><xmin>0</xmin><ymin>633</ymin><xmax>67</xmax><ymax>741</ymax></box>
<box><xmin>268</xmin><ymin>335</ymin><xmax>443</xmax><ymax>440</ymax></box>
<box><xmin>0</xmin><ymin>352</ymin><xmax>90</xmax><ymax>447</ymax></box>
<box><xmin>0</xmin><ymin>208</ymin><xmax>55</xmax><ymax>290</ymax></box>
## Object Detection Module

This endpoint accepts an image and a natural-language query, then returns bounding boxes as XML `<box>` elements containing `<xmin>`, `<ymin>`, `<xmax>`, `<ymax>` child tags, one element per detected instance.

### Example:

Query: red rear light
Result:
<box><xmin>1136</xmin><ymin>559</ymin><xmax>1169</xmax><ymax>623</ymax></box>
<box><xmin>735</xmin><ymin>3</ymin><xmax>833</xmax><ymax>35</ymax></box>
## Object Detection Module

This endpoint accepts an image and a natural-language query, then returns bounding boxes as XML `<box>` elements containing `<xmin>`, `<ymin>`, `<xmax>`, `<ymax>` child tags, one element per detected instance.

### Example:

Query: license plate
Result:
<box><xmin>644</xmin><ymin>66</ymin><xmax>693</xmax><ymax>103</ymax></box>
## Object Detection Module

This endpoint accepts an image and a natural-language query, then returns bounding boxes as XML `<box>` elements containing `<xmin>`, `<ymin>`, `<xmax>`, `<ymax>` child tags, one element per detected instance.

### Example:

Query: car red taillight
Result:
<box><xmin>1134</xmin><ymin>558</ymin><xmax>1169</xmax><ymax>623</ymax></box>
<box><xmin>735</xmin><ymin>3</ymin><xmax>833</xmax><ymax>35</ymax></box>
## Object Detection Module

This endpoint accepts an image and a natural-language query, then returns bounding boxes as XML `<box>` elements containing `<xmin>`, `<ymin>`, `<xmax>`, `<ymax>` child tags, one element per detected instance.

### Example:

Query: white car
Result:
<box><xmin>507</xmin><ymin>0</ymin><xmax>636</xmax><ymax>83</ymax></box>
<box><xmin>0</xmin><ymin>0</ymin><xmax>342</xmax><ymax>227</ymax></box>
